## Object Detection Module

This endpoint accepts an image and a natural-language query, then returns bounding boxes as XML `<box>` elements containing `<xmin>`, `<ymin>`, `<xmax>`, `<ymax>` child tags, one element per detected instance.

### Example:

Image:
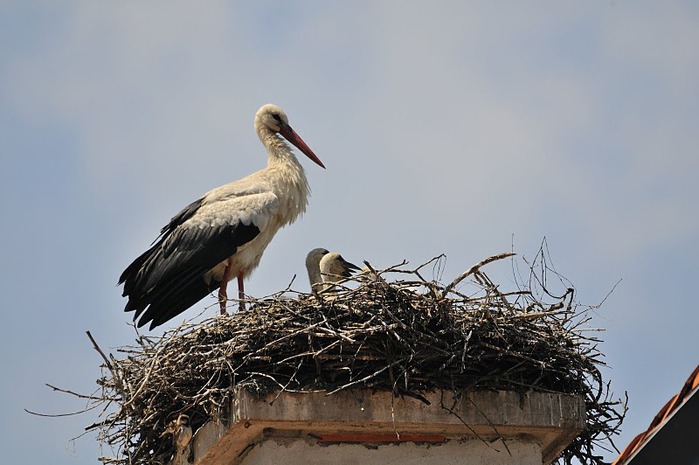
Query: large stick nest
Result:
<box><xmin>86</xmin><ymin>252</ymin><xmax>625</xmax><ymax>465</ymax></box>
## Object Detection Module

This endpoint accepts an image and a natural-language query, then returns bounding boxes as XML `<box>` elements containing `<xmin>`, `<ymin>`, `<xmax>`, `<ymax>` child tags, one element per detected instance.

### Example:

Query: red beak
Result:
<box><xmin>279</xmin><ymin>124</ymin><xmax>326</xmax><ymax>169</ymax></box>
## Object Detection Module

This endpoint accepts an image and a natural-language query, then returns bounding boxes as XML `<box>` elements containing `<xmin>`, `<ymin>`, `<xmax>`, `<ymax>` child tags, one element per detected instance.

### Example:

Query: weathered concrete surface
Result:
<box><xmin>175</xmin><ymin>389</ymin><xmax>585</xmax><ymax>465</ymax></box>
<box><xmin>243</xmin><ymin>438</ymin><xmax>542</xmax><ymax>465</ymax></box>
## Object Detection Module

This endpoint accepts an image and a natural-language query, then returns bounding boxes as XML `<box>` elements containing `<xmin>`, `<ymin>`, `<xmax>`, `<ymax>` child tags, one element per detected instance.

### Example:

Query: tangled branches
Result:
<box><xmin>85</xmin><ymin>253</ymin><xmax>625</xmax><ymax>465</ymax></box>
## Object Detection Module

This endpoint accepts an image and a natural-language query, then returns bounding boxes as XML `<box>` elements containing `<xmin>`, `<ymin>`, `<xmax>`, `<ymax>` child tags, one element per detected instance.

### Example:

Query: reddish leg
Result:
<box><xmin>218</xmin><ymin>264</ymin><xmax>232</xmax><ymax>315</ymax></box>
<box><xmin>237</xmin><ymin>272</ymin><xmax>246</xmax><ymax>311</ymax></box>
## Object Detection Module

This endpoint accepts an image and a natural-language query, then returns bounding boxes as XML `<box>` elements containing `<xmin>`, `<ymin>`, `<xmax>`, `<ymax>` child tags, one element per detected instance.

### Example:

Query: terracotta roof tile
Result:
<box><xmin>613</xmin><ymin>364</ymin><xmax>699</xmax><ymax>464</ymax></box>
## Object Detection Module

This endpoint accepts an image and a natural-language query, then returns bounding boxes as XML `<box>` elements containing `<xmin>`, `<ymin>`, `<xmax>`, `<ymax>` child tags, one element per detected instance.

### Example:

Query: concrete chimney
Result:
<box><xmin>172</xmin><ymin>388</ymin><xmax>585</xmax><ymax>465</ymax></box>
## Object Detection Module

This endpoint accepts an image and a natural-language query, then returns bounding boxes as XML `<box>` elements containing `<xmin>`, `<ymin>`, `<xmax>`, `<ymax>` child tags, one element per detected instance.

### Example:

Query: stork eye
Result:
<box><xmin>272</xmin><ymin>113</ymin><xmax>282</xmax><ymax>122</ymax></box>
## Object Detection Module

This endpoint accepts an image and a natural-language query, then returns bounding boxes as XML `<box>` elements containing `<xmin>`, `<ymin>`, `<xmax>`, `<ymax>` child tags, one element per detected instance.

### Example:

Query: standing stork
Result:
<box><xmin>119</xmin><ymin>104</ymin><xmax>325</xmax><ymax>330</ymax></box>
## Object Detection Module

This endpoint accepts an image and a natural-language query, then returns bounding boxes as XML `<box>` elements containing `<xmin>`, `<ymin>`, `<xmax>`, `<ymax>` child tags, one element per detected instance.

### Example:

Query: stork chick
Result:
<box><xmin>305</xmin><ymin>248</ymin><xmax>359</xmax><ymax>294</ymax></box>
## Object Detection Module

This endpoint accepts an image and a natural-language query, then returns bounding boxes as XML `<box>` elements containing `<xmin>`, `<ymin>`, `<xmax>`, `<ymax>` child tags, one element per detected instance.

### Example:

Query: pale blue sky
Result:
<box><xmin>2</xmin><ymin>2</ymin><xmax>698</xmax><ymax>463</ymax></box>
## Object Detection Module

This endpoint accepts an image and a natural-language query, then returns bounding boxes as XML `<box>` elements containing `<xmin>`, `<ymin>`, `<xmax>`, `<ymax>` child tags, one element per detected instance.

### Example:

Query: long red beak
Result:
<box><xmin>279</xmin><ymin>124</ymin><xmax>326</xmax><ymax>169</ymax></box>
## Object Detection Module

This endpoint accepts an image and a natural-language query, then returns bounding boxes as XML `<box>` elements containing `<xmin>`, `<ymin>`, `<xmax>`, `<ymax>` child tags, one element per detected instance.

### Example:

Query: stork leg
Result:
<box><xmin>237</xmin><ymin>272</ymin><xmax>246</xmax><ymax>311</ymax></box>
<box><xmin>218</xmin><ymin>264</ymin><xmax>233</xmax><ymax>315</ymax></box>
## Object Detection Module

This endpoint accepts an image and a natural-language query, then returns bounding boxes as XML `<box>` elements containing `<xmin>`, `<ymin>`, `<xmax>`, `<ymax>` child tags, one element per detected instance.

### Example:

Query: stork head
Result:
<box><xmin>255</xmin><ymin>103</ymin><xmax>289</xmax><ymax>132</ymax></box>
<box><xmin>255</xmin><ymin>103</ymin><xmax>325</xmax><ymax>168</ymax></box>
<box><xmin>306</xmin><ymin>248</ymin><xmax>330</xmax><ymax>272</ymax></box>
<box><xmin>306</xmin><ymin>247</ymin><xmax>330</xmax><ymax>287</ymax></box>
<box><xmin>320</xmin><ymin>252</ymin><xmax>360</xmax><ymax>282</ymax></box>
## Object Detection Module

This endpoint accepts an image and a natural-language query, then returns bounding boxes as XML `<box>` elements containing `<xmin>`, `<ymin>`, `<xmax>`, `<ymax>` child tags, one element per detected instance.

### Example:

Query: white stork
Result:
<box><xmin>305</xmin><ymin>248</ymin><xmax>359</xmax><ymax>293</ymax></box>
<box><xmin>119</xmin><ymin>104</ymin><xmax>325</xmax><ymax>329</ymax></box>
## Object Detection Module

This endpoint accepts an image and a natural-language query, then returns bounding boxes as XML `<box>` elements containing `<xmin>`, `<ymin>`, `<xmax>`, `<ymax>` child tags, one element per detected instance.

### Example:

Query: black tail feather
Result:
<box><xmin>137</xmin><ymin>279</ymin><xmax>219</xmax><ymax>330</ymax></box>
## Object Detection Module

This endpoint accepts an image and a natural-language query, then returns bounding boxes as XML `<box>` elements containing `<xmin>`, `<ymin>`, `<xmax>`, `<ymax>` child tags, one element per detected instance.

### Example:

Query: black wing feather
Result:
<box><xmin>158</xmin><ymin>196</ymin><xmax>205</xmax><ymax>237</ymax></box>
<box><xmin>118</xmin><ymin>196</ymin><xmax>205</xmax><ymax>289</ymax></box>
<box><xmin>120</xmin><ymin>213</ymin><xmax>260</xmax><ymax>329</ymax></box>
